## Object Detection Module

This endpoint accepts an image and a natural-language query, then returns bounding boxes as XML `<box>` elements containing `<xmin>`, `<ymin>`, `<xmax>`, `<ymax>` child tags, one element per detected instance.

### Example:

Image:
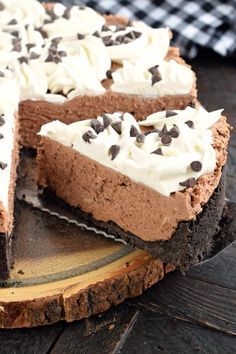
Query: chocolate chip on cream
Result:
<box><xmin>90</xmin><ymin>119</ymin><xmax>104</xmax><ymax>134</ymax></box>
<box><xmin>0</xmin><ymin>162</ymin><xmax>7</xmax><ymax>170</ymax></box>
<box><xmin>102</xmin><ymin>114</ymin><xmax>112</xmax><ymax>128</ymax></box>
<box><xmin>151</xmin><ymin>147</ymin><xmax>163</xmax><ymax>155</ymax></box>
<box><xmin>82</xmin><ymin>131</ymin><xmax>97</xmax><ymax>143</ymax></box>
<box><xmin>185</xmin><ymin>120</ymin><xmax>194</xmax><ymax>128</ymax></box>
<box><xmin>136</xmin><ymin>133</ymin><xmax>145</xmax><ymax>144</ymax></box>
<box><xmin>190</xmin><ymin>161</ymin><xmax>202</xmax><ymax>172</ymax></box>
<box><xmin>111</xmin><ymin>121</ymin><xmax>122</xmax><ymax>135</ymax></box>
<box><xmin>148</xmin><ymin>65</ymin><xmax>162</xmax><ymax>86</ymax></box>
<box><xmin>166</xmin><ymin>110</ymin><xmax>177</xmax><ymax>118</ymax></box>
<box><xmin>130</xmin><ymin>125</ymin><xmax>139</xmax><ymax>137</ymax></box>
<box><xmin>109</xmin><ymin>144</ymin><xmax>120</xmax><ymax>160</ymax></box>
<box><xmin>179</xmin><ymin>178</ymin><xmax>196</xmax><ymax>188</ymax></box>
<box><xmin>169</xmin><ymin>125</ymin><xmax>180</xmax><ymax>138</ymax></box>
<box><xmin>0</xmin><ymin>115</ymin><xmax>5</xmax><ymax>126</ymax></box>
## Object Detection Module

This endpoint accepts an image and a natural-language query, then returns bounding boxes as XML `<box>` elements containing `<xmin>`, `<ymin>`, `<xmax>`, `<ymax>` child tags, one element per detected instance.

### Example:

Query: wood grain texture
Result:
<box><xmin>51</xmin><ymin>305</ymin><xmax>139</xmax><ymax>354</ymax></box>
<box><xmin>0</xmin><ymin>322</ymin><xmax>65</xmax><ymax>354</ymax></box>
<box><xmin>135</xmin><ymin>270</ymin><xmax>236</xmax><ymax>335</ymax></box>
<box><xmin>118</xmin><ymin>311</ymin><xmax>236</xmax><ymax>354</ymax></box>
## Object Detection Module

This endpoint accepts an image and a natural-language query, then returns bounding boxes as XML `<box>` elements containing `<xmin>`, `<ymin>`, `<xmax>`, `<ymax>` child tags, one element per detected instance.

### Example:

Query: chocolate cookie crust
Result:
<box><xmin>41</xmin><ymin>169</ymin><xmax>225</xmax><ymax>271</ymax></box>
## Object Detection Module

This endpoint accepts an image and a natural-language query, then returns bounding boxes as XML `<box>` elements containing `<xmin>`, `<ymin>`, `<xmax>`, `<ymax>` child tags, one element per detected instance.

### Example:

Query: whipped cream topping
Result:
<box><xmin>0</xmin><ymin>68</ymin><xmax>19</xmax><ymax>209</ymax></box>
<box><xmin>111</xmin><ymin>59</ymin><xmax>194</xmax><ymax>96</ymax></box>
<box><xmin>100</xmin><ymin>21</ymin><xmax>170</xmax><ymax>66</ymax></box>
<box><xmin>39</xmin><ymin>107</ymin><xmax>221</xmax><ymax>197</ymax></box>
<box><xmin>0</xmin><ymin>1</ymin><xmax>194</xmax><ymax>101</ymax></box>
<box><xmin>0</xmin><ymin>0</ymin><xmax>46</xmax><ymax>28</ymax></box>
<box><xmin>43</xmin><ymin>4</ymin><xmax>105</xmax><ymax>38</ymax></box>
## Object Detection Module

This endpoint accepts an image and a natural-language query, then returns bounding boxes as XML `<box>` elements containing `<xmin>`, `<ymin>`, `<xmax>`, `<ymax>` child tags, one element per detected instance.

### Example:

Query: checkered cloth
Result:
<box><xmin>55</xmin><ymin>0</ymin><xmax>236</xmax><ymax>58</ymax></box>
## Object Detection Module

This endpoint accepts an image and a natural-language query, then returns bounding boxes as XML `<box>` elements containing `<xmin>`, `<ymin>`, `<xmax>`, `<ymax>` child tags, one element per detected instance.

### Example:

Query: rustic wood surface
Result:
<box><xmin>0</xmin><ymin>30</ymin><xmax>235</xmax><ymax>354</ymax></box>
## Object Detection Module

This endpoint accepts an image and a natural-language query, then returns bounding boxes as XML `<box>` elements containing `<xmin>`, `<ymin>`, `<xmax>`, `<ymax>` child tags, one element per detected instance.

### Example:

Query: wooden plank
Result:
<box><xmin>131</xmin><ymin>272</ymin><xmax>236</xmax><ymax>335</ymax></box>
<box><xmin>118</xmin><ymin>310</ymin><xmax>236</xmax><ymax>354</ymax></box>
<box><xmin>187</xmin><ymin>242</ymin><xmax>236</xmax><ymax>290</ymax></box>
<box><xmin>51</xmin><ymin>304</ymin><xmax>139</xmax><ymax>354</ymax></box>
<box><xmin>0</xmin><ymin>322</ymin><xmax>65</xmax><ymax>354</ymax></box>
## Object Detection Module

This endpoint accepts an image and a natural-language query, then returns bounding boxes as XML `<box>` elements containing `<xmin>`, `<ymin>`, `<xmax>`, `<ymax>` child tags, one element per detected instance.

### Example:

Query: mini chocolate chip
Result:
<box><xmin>185</xmin><ymin>120</ymin><xmax>194</xmax><ymax>129</ymax></box>
<box><xmin>26</xmin><ymin>43</ymin><xmax>35</xmax><ymax>51</ymax></box>
<box><xmin>102</xmin><ymin>35</ymin><xmax>112</xmax><ymax>46</ymax></box>
<box><xmin>8</xmin><ymin>18</ymin><xmax>17</xmax><ymax>25</ymax></box>
<box><xmin>12</xmin><ymin>42</ymin><xmax>22</xmax><ymax>52</ymax></box>
<box><xmin>18</xmin><ymin>56</ymin><xmax>28</xmax><ymax>64</ymax></box>
<box><xmin>0</xmin><ymin>133</ymin><xmax>3</xmax><ymax>139</ymax></box>
<box><xmin>0</xmin><ymin>162</ymin><xmax>7</xmax><ymax>170</ymax></box>
<box><xmin>0</xmin><ymin>115</ymin><xmax>5</xmax><ymax>126</ymax></box>
<box><xmin>111</xmin><ymin>121</ymin><xmax>122</xmax><ymax>135</ymax></box>
<box><xmin>102</xmin><ymin>114</ymin><xmax>112</xmax><ymax>128</ymax></box>
<box><xmin>126</xmin><ymin>31</ymin><xmax>141</xmax><ymax>40</ymax></box>
<box><xmin>116</xmin><ymin>35</ymin><xmax>125</xmax><ymax>44</ymax></box>
<box><xmin>169</xmin><ymin>125</ymin><xmax>180</xmax><ymax>138</ymax></box>
<box><xmin>159</xmin><ymin>124</ymin><xmax>168</xmax><ymax>138</ymax></box>
<box><xmin>90</xmin><ymin>119</ymin><xmax>104</xmax><ymax>134</ymax></box>
<box><xmin>30</xmin><ymin>52</ymin><xmax>40</xmax><ymax>60</ymax></box>
<box><xmin>45</xmin><ymin>53</ymin><xmax>54</xmax><ymax>63</ymax></box>
<box><xmin>115</xmin><ymin>25</ymin><xmax>126</xmax><ymax>32</ymax></box>
<box><xmin>106</xmin><ymin>69</ymin><xmax>113</xmax><ymax>79</ymax></box>
<box><xmin>63</xmin><ymin>8</ymin><xmax>71</xmax><ymax>19</ymax></box>
<box><xmin>109</xmin><ymin>145</ymin><xmax>120</xmax><ymax>160</ymax></box>
<box><xmin>58</xmin><ymin>50</ymin><xmax>67</xmax><ymax>57</ymax></box>
<box><xmin>0</xmin><ymin>71</ymin><xmax>4</xmax><ymax>77</ymax></box>
<box><xmin>37</xmin><ymin>27</ymin><xmax>47</xmax><ymax>39</ymax></box>
<box><xmin>144</xmin><ymin>128</ymin><xmax>160</xmax><ymax>136</ymax></box>
<box><xmin>148</xmin><ymin>65</ymin><xmax>162</xmax><ymax>85</ymax></box>
<box><xmin>151</xmin><ymin>148</ymin><xmax>163</xmax><ymax>155</ymax></box>
<box><xmin>133</xmin><ymin>31</ymin><xmax>142</xmax><ymax>39</ymax></box>
<box><xmin>161</xmin><ymin>135</ymin><xmax>172</xmax><ymax>146</ymax></box>
<box><xmin>102</xmin><ymin>24</ymin><xmax>110</xmax><ymax>32</ymax></box>
<box><xmin>93</xmin><ymin>31</ymin><xmax>100</xmax><ymax>38</ymax></box>
<box><xmin>49</xmin><ymin>44</ymin><xmax>58</xmax><ymax>55</ymax></box>
<box><xmin>82</xmin><ymin>130</ymin><xmax>97</xmax><ymax>143</ymax></box>
<box><xmin>77</xmin><ymin>33</ymin><xmax>85</xmax><ymax>40</ymax></box>
<box><xmin>12</xmin><ymin>37</ymin><xmax>20</xmax><ymax>45</ymax></box>
<box><xmin>190</xmin><ymin>161</ymin><xmax>202</xmax><ymax>172</ymax></box>
<box><xmin>54</xmin><ymin>54</ymin><xmax>63</xmax><ymax>63</ymax></box>
<box><xmin>79</xmin><ymin>5</ymin><xmax>86</xmax><ymax>10</ymax></box>
<box><xmin>44</xmin><ymin>19</ymin><xmax>52</xmax><ymax>25</ymax></box>
<box><xmin>148</xmin><ymin>64</ymin><xmax>159</xmax><ymax>75</ymax></box>
<box><xmin>166</xmin><ymin>110</ymin><xmax>177</xmax><ymax>118</ymax></box>
<box><xmin>11</xmin><ymin>31</ymin><xmax>19</xmax><ymax>37</ymax></box>
<box><xmin>123</xmin><ymin>37</ymin><xmax>132</xmax><ymax>44</ymax></box>
<box><xmin>179</xmin><ymin>178</ymin><xmax>196</xmax><ymax>188</ymax></box>
<box><xmin>51</xmin><ymin>37</ymin><xmax>62</xmax><ymax>45</ymax></box>
<box><xmin>0</xmin><ymin>2</ymin><xmax>5</xmax><ymax>11</ymax></box>
<box><xmin>136</xmin><ymin>133</ymin><xmax>145</xmax><ymax>144</ymax></box>
<box><xmin>130</xmin><ymin>125</ymin><xmax>139</xmax><ymax>137</ymax></box>
<box><xmin>125</xmin><ymin>31</ymin><xmax>135</xmax><ymax>39</ymax></box>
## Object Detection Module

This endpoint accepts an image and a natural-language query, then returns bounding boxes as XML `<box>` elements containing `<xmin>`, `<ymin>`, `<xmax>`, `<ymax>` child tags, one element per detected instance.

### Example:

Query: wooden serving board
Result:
<box><xmin>0</xmin><ymin>153</ymin><xmax>172</xmax><ymax>329</ymax></box>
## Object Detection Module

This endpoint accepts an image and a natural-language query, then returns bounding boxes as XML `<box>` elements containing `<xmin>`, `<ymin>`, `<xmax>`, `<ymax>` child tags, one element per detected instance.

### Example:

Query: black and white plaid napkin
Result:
<box><xmin>57</xmin><ymin>0</ymin><xmax>236</xmax><ymax>58</ymax></box>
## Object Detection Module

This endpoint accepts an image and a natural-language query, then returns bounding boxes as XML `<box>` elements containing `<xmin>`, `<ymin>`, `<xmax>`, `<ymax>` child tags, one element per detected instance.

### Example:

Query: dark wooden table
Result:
<box><xmin>0</xmin><ymin>50</ymin><xmax>235</xmax><ymax>354</ymax></box>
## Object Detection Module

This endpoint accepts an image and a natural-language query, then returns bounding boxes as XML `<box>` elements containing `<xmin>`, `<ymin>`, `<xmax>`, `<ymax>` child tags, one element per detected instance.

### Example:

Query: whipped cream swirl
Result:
<box><xmin>43</xmin><ymin>4</ymin><xmax>105</xmax><ymax>38</ymax></box>
<box><xmin>111</xmin><ymin>59</ymin><xmax>194</xmax><ymax>97</ymax></box>
<box><xmin>39</xmin><ymin>107</ymin><xmax>221</xmax><ymax>197</ymax></box>
<box><xmin>100</xmin><ymin>21</ymin><xmax>170</xmax><ymax>66</ymax></box>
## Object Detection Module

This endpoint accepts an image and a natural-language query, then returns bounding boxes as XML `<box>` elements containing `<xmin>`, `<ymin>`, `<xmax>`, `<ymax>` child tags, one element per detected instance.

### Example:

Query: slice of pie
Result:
<box><xmin>37</xmin><ymin>106</ymin><xmax>230</xmax><ymax>270</ymax></box>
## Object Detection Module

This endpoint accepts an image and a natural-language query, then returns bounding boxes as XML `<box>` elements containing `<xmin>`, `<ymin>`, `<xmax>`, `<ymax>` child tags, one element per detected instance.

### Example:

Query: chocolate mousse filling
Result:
<box><xmin>41</xmin><ymin>169</ymin><xmax>225</xmax><ymax>271</ymax></box>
